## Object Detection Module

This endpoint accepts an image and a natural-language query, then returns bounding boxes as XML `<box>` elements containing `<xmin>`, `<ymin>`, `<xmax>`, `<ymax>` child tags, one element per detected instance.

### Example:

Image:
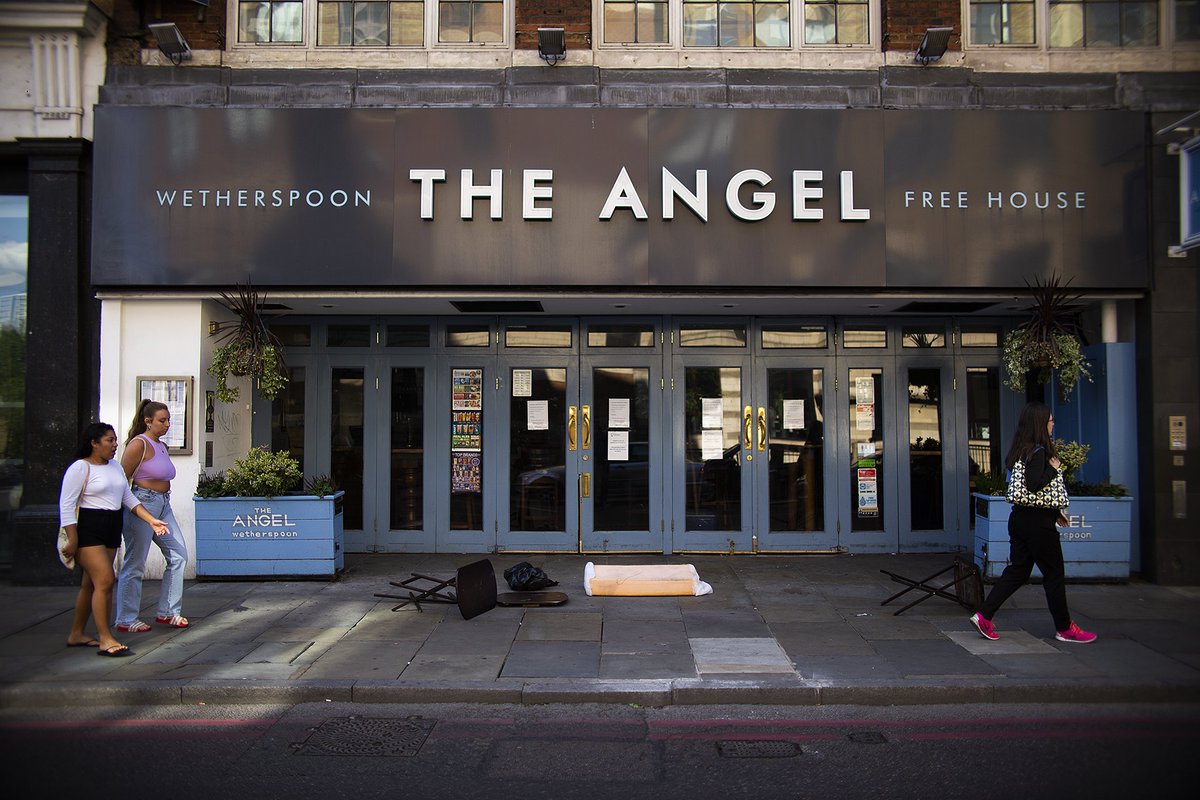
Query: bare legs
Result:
<box><xmin>70</xmin><ymin>545</ymin><xmax>124</xmax><ymax>652</ymax></box>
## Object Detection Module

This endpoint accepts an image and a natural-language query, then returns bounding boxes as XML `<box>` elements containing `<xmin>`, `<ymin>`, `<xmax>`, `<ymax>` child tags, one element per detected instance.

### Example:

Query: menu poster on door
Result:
<box><xmin>452</xmin><ymin>452</ymin><xmax>482</xmax><ymax>493</ymax></box>
<box><xmin>527</xmin><ymin>400</ymin><xmax>549</xmax><ymax>431</ymax></box>
<box><xmin>512</xmin><ymin>369</ymin><xmax>532</xmax><ymax>398</ymax></box>
<box><xmin>609</xmin><ymin>398</ymin><xmax>630</xmax><ymax>429</ymax></box>
<box><xmin>855</xmin><ymin>377</ymin><xmax>875</xmax><ymax>404</ymax></box>
<box><xmin>608</xmin><ymin>429</ymin><xmax>629</xmax><ymax>461</ymax></box>
<box><xmin>701</xmin><ymin>398</ymin><xmax>723</xmax><ymax>429</ymax></box>
<box><xmin>856</xmin><ymin>403</ymin><xmax>875</xmax><ymax>431</ymax></box>
<box><xmin>452</xmin><ymin>368</ymin><xmax>483</xmax><ymax>410</ymax></box>
<box><xmin>857</xmin><ymin>467</ymin><xmax>879</xmax><ymax>517</ymax></box>
<box><xmin>701</xmin><ymin>429</ymin><xmax>724</xmax><ymax>461</ymax></box>
<box><xmin>452</xmin><ymin>411</ymin><xmax>481</xmax><ymax>451</ymax></box>
<box><xmin>783</xmin><ymin>399</ymin><xmax>804</xmax><ymax>430</ymax></box>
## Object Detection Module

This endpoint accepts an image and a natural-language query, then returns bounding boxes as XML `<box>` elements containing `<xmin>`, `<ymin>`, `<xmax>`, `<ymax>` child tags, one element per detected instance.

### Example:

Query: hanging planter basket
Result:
<box><xmin>1002</xmin><ymin>274</ymin><xmax>1092</xmax><ymax>401</ymax></box>
<box><xmin>207</xmin><ymin>284</ymin><xmax>289</xmax><ymax>403</ymax></box>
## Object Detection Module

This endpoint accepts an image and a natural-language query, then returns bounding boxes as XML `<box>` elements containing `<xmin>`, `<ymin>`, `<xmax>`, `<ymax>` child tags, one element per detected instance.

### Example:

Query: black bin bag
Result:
<box><xmin>503</xmin><ymin>562</ymin><xmax>559</xmax><ymax>591</ymax></box>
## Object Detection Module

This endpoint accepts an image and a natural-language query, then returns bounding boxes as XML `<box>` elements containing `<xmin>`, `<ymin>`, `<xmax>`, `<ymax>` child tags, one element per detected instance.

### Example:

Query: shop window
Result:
<box><xmin>679</xmin><ymin>324</ymin><xmax>747</xmax><ymax>347</ymax></box>
<box><xmin>967</xmin><ymin>0</ymin><xmax>1036</xmax><ymax>44</ymax></box>
<box><xmin>1180</xmin><ymin>0</ymin><xmax>1200</xmax><ymax>39</ymax></box>
<box><xmin>270</xmin><ymin>324</ymin><xmax>312</xmax><ymax>347</ymax></box>
<box><xmin>386</xmin><ymin>324</ymin><xmax>431</xmax><ymax>347</ymax></box>
<box><xmin>447</xmin><ymin>324</ymin><xmax>491</xmax><ymax>347</ymax></box>
<box><xmin>317</xmin><ymin>1</ymin><xmax>424</xmax><ymax>46</ymax></box>
<box><xmin>842</xmin><ymin>328</ymin><xmax>886</xmax><ymax>348</ymax></box>
<box><xmin>238</xmin><ymin>1</ymin><xmax>304</xmax><ymax>43</ymax></box>
<box><xmin>0</xmin><ymin>196</ymin><xmax>27</xmax><ymax>564</ymax></box>
<box><xmin>761</xmin><ymin>325</ymin><xmax>828</xmax><ymax>349</ymax></box>
<box><xmin>587</xmin><ymin>323</ymin><xmax>656</xmax><ymax>347</ymax></box>
<box><xmin>604</xmin><ymin>1</ymin><xmax>670</xmax><ymax>43</ymax></box>
<box><xmin>960</xmin><ymin>327</ymin><xmax>1001</xmax><ymax>348</ymax></box>
<box><xmin>438</xmin><ymin>0</ymin><xmax>504</xmax><ymax>42</ymax></box>
<box><xmin>1049</xmin><ymin>0</ymin><xmax>1159</xmax><ymax>46</ymax></box>
<box><xmin>902</xmin><ymin>329</ymin><xmax>946</xmax><ymax>348</ymax></box>
<box><xmin>327</xmin><ymin>324</ymin><xmax>371</xmax><ymax>347</ymax></box>
<box><xmin>802</xmin><ymin>0</ymin><xmax>869</xmax><ymax>44</ymax></box>
<box><xmin>682</xmin><ymin>0</ymin><xmax>791</xmax><ymax>47</ymax></box>
<box><xmin>505</xmin><ymin>325</ymin><xmax>572</xmax><ymax>348</ymax></box>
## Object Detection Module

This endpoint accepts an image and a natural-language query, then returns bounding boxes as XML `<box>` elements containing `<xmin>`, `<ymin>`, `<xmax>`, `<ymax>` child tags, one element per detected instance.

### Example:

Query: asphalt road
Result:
<box><xmin>3</xmin><ymin>702</ymin><xmax>1193</xmax><ymax>799</ymax></box>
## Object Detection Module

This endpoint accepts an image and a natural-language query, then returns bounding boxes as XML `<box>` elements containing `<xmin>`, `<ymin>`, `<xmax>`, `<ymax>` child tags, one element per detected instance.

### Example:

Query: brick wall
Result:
<box><xmin>515</xmin><ymin>0</ymin><xmax>592</xmax><ymax>51</ymax></box>
<box><xmin>882</xmin><ymin>0</ymin><xmax>961</xmax><ymax>53</ymax></box>
<box><xmin>108</xmin><ymin>0</ymin><xmax>226</xmax><ymax>63</ymax></box>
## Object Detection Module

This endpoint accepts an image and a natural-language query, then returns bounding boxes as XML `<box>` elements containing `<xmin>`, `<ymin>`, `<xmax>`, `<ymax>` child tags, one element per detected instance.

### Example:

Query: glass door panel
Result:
<box><xmin>331</xmin><ymin>367</ymin><xmax>365</xmax><ymax>533</ymax></box>
<box><xmin>389</xmin><ymin>366</ymin><xmax>424</xmax><ymax>532</ymax></box>
<box><xmin>907</xmin><ymin>367</ymin><xmax>944</xmax><ymax>532</ymax></box>
<box><xmin>897</xmin><ymin>358</ymin><xmax>959</xmax><ymax>552</ymax></box>
<box><xmin>849</xmin><ymin>367</ymin><xmax>884</xmax><ymax>533</ymax></box>
<box><xmin>838</xmin><ymin>359</ymin><xmax>897</xmax><ymax>552</ymax></box>
<box><xmin>509</xmin><ymin>367</ymin><xmax>568</xmax><ymax>533</ymax></box>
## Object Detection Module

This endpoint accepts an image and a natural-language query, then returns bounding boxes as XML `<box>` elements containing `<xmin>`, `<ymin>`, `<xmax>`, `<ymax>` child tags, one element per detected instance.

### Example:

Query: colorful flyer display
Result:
<box><xmin>452</xmin><ymin>368</ymin><xmax>483</xmax><ymax>410</ymax></box>
<box><xmin>782</xmin><ymin>399</ymin><xmax>804</xmax><ymax>430</ymax></box>
<box><xmin>451</xmin><ymin>452</ymin><xmax>482</xmax><ymax>493</ymax></box>
<box><xmin>527</xmin><ymin>399</ymin><xmax>549</xmax><ymax>431</ymax></box>
<box><xmin>857</xmin><ymin>467</ymin><xmax>878</xmax><ymax>516</ymax></box>
<box><xmin>608</xmin><ymin>429</ymin><xmax>629</xmax><ymax>461</ymax></box>
<box><xmin>609</xmin><ymin>398</ymin><xmax>631</xmax><ymax>429</ymax></box>
<box><xmin>512</xmin><ymin>369</ymin><xmax>532</xmax><ymax>397</ymax></box>
<box><xmin>451</xmin><ymin>411</ymin><xmax>481</xmax><ymax>451</ymax></box>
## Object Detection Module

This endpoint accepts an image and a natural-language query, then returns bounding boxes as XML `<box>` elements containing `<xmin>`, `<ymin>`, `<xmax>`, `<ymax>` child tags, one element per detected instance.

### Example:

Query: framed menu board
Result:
<box><xmin>136</xmin><ymin>376</ymin><xmax>193</xmax><ymax>455</ymax></box>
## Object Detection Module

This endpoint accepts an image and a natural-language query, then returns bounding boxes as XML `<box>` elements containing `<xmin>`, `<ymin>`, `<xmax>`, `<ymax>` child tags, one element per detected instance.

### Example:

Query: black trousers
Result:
<box><xmin>979</xmin><ymin>506</ymin><xmax>1071</xmax><ymax>632</ymax></box>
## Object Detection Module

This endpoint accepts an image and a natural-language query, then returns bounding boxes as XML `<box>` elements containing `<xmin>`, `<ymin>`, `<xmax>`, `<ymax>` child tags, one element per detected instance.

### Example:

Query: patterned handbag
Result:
<box><xmin>1007</xmin><ymin>452</ymin><xmax>1070</xmax><ymax>510</ymax></box>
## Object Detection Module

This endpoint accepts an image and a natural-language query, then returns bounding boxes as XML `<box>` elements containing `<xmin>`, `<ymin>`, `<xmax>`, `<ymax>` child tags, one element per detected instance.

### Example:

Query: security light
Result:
<box><xmin>148</xmin><ymin>22</ymin><xmax>191</xmax><ymax>66</ymax></box>
<box><xmin>538</xmin><ymin>28</ymin><xmax>566</xmax><ymax>66</ymax></box>
<box><xmin>915</xmin><ymin>27</ymin><xmax>954</xmax><ymax>66</ymax></box>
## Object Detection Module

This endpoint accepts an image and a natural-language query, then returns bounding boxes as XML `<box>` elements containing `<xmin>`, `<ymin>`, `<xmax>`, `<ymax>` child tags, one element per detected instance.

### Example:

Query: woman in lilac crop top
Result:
<box><xmin>115</xmin><ymin>399</ymin><xmax>191</xmax><ymax>633</ymax></box>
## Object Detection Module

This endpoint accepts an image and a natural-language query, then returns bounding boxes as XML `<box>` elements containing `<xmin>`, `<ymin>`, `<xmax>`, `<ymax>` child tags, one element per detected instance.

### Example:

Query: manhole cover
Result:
<box><xmin>846</xmin><ymin>731</ymin><xmax>888</xmax><ymax>744</ymax></box>
<box><xmin>717</xmin><ymin>740</ymin><xmax>801</xmax><ymax>758</ymax></box>
<box><xmin>295</xmin><ymin>716</ymin><xmax>437</xmax><ymax>757</ymax></box>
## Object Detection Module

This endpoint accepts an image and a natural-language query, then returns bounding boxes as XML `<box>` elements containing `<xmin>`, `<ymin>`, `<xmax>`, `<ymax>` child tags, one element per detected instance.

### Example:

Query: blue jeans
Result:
<box><xmin>115</xmin><ymin>487</ymin><xmax>188</xmax><ymax>624</ymax></box>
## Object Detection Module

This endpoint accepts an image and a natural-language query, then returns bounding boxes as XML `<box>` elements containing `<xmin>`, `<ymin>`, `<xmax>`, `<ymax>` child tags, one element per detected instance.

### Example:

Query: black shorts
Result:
<box><xmin>76</xmin><ymin>508</ymin><xmax>124</xmax><ymax>550</ymax></box>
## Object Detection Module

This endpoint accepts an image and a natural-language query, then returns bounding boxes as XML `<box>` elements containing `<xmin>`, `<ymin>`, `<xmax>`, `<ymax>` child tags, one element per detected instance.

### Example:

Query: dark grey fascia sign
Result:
<box><xmin>91</xmin><ymin>107</ymin><xmax>1148</xmax><ymax>290</ymax></box>
<box><xmin>1182</xmin><ymin>134</ymin><xmax>1200</xmax><ymax>252</ymax></box>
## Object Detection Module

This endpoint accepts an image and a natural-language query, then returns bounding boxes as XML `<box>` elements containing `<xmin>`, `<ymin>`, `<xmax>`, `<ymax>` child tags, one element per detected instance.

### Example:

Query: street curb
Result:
<box><xmin>522</xmin><ymin>680</ymin><xmax>675</xmax><ymax>706</ymax></box>
<box><xmin>351</xmin><ymin>680</ymin><xmax>525</xmax><ymax>705</ymax></box>
<box><xmin>180</xmin><ymin>680</ymin><xmax>355</xmax><ymax>705</ymax></box>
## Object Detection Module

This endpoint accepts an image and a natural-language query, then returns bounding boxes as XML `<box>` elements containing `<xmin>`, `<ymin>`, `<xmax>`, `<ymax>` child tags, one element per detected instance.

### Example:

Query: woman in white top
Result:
<box><xmin>59</xmin><ymin>422</ymin><xmax>168</xmax><ymax>657</ymax></box>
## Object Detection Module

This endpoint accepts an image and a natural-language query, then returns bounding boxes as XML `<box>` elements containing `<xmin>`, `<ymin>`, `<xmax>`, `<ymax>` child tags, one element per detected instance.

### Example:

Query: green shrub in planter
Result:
<box><xmin>222</xmin><ymin>447</ymin><xmax>303</xmax><ymax>498</ymax></box>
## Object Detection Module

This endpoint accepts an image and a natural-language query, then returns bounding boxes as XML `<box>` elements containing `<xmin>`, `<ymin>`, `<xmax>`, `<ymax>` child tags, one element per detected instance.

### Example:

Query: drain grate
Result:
<box><xmin>717</xmin><ymin>740</ymin><xmax>802</xmax><ymax>759</ymax></box>
<box><xmin>846</xmin><ymin>731</ymin><xmax>888</xmax><ymax>744</ymax></box>
<box><xmin>294</xmin><ymin>716</ymin><xmax>437</xmax><ymax>757</ymax></box>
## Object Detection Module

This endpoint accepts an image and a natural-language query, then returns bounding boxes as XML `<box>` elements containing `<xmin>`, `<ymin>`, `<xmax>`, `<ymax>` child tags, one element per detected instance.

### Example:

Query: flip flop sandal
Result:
<box><xmin>156</xmin><ymin>615</ymin><xmax>190</xmax><ymax>628</ymax></box>
<box><xmin>116</xmin><ymin>621</ymin><xmax>152</xmax><ymax>633</ymax></box>
<box><xmin>67</xmin><ymin>639</ymin><xmax>101</xmax><ymax>648</ymax></box>
<box><xmin>96</xmin><ymin>645</ymin><xmax>133</xmax><ymax>657</ymax></box>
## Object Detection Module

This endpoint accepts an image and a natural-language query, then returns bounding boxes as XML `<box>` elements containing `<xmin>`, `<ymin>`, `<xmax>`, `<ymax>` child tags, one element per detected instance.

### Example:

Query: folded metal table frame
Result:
<box><xmin>879</xmin><ymin>559</ymin><xmax>983</xmax><ymax>616</ymax></box>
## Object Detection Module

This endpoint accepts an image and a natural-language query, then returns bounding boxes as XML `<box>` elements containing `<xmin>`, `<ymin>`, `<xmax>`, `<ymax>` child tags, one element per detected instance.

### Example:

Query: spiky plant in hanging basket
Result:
<box><xmin>207</xmin><ymin>283</ymin><xmax>289</xmax><ymax>403</ymax></box>
<box><xmin>1002</xmin><ymin>274</ymin><xmax>1091</xmax><ymax>400</ymax></box>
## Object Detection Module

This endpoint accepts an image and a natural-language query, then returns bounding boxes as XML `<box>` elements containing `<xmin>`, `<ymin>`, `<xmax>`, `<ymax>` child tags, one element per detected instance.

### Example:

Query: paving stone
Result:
<box><xmin>500</xmin><ymin>641</ymin><xmax>601</xmax><ymax>678</ymax></box>
<box><xmin>946</xmin><ymin>629</ymin><xmax>1061</xmax><ymax>655</ymax></box>
<box><xmin>601</xmin><ymin>618</ymin><xmax>689</xmax><ymax>654</ymax></box>
<box><xmin>871</xmin><ymin>639</ymin><xmax>1002</xmax><ymax>677</ymax></box>
<box><xmin>681</xmin><ymin>609</ymin><xmax>772</xmax><ymax>638</ymax></box>
<box><xmin>240</xmin><ymin>641</ymin><xmax>314</xmax><ymax>664</ymax></box>
<box><xmin>978</xmin><ymin>653</ymin><xmax>1103</xmax><ymax>679</ymax></box>
<box><xmin>847</xmin><ymin>614</ymin><xmax>947</xmax><ymax>640</ymax></box>
<box><xmin>792</xmin><ymin>655</ymin><xmax>903</xmax><ymax>680</ymax></box>
<box><xmin>299</xmin><ymin>640</ymin><xmax>419</xmax><ymax>679</ymax></box>
<box><xmin>517</xmin><ymin>611</ymin><xmax>602</xmax><ymax>641</ymax></box>
<box><xmin>690</xmin><ymin>637</ymin><xmax>795</xmax><ymax>674</ymax></box>
<box><xmin>770</xmin><ymin>622</ymin><xmax>876</xmax><ymax>657</ymax></box>
<box><xmin>599</xmin><ymin>652</ymin><xmax>698</xmax><ymax>679</ymax></box>
<box><xmin>401</xmin><ymin>653</ymin><xmax>504</xmax><ymax>680</ymax></box>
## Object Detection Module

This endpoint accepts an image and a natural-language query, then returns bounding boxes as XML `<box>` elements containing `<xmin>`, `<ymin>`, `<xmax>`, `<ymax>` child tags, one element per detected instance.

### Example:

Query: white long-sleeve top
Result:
<box><xmin>59</xmin><ymin>459</ymin><xmax>140</xmax><ymax>527</ymax></box>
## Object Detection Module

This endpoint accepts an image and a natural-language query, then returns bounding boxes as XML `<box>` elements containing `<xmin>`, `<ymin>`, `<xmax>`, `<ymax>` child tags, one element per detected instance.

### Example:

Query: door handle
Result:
<box><xmin>758</xmin><ymin>406</ymin><xmax>767</xmax><ymax>452</ymax></box>
<box><xmin>569</xmin><ymin>406</ymin><xmax>577</xmax><ymax>451</ymax></box>
<box><xmin>582</xmin><ymin>404</ymin><xmax>591</xmax><ymax>450</ymax></box>
<box><xmin>743</xmin><ymin>405</ymin><xmax>752</xmax><ymax>450</ymax></box>
<box><xmin>580</xmin><ymin>472</ymin><xmax>591</xmax><ymax>498</ymax></box>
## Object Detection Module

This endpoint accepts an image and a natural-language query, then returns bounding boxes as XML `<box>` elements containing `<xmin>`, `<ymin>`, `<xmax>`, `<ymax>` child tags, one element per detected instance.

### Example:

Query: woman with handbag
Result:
<box><xmin>970</xmin><ymin>401</ymin><xmax>1097</xmax><ymax>644</ymax></box>
<box><xmin>59</xmin><ymin>422</ymin><xmax>169</xmax><ymax>656</ymax></box>
<box><xmin>114</xmin><ymin>399</ymin><xmax>190</xmax><ymax>633</ymax></box>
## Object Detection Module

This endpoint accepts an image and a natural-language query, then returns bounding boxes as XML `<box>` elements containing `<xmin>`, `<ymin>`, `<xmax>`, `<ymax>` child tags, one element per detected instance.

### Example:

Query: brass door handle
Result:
<box><xmin>743</xmin><ymin>405</ymin><xmax>752</xmax><ymax>450</ymax></box>
<box><xmin>758</xmin><ymin>406</ymin><xmax>766</xmax><ymax>452</ymax></box>
<box><xmin>580</xmin><ymin>473</ymin><xmax>591</xmax><ymax>498</ymax></box>
<box><xmin>582</xmin><ymin>404</ymin><xmax>591</xmax><ymax>450</ymax></box>
<box><xmin>568</xmin><ymin>406</ymin><xmax>577</xmax><ymax>451</ymax></box>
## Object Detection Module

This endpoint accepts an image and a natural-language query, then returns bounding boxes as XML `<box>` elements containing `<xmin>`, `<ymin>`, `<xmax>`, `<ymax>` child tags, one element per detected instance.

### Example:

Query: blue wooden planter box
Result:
<box><xmin>194</xmin><ymin>492</ymin><xmax>345</xmax><ymax>579</ymax></box>
<box><xmin>972</xmin><ymin>493</ymin><xmax>1132</xmax><ymax>582</ymax></box>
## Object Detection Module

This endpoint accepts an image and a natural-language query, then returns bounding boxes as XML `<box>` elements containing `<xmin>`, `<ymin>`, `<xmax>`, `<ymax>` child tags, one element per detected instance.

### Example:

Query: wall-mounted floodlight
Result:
<box><xmin>914</xmin><ymin>26</ymin><xmax>954</xmax><ymax>66</ymax></box>
<box><xmin>148</xmin><ymin>22</ymin><xmax>191</xmax><ymax>65</ymax></box>
<box><xmin>538</xmin><ymin>28</ymin><xmax>566</xmax><ymax>65</ymax></box>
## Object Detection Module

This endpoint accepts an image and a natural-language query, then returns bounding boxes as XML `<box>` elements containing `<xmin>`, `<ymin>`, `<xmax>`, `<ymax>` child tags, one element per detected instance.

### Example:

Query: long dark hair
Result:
<box><xmin>1005</xmin><ymin>401</ymin><xmax>1057</xmax><ymax>470</ymax></box>
<box><xmin>72</xmin><ymin>422</ymin><xmax>115</xmax><ymax>461</ymax></box>
<box><xmin>127</xmin><ymin>399</ymin><xmax>169</xmax><ymax>443</ymax></box>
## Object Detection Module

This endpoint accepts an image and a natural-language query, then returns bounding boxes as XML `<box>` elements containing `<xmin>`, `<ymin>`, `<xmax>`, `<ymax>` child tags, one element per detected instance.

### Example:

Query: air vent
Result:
<box><xmin>893</xmin><ymin>301</ymin><xmax>996</xmax><ymax>314</ymax></box>
<box><xmin>451</xmin><ymin>301</ymin><xmax>544</xmax><ymax>313</ymax></box>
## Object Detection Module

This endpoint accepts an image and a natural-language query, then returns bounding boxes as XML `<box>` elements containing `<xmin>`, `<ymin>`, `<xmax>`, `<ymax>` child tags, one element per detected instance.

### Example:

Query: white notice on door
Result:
<box><xmin>782</xmin><ymin>399</ymin><xmax>805</xmax><ymax>430</ymax></box>
<box><xmin>856</xmin><ymin>404</ymin><xmax>875</xmax><ymax>431</ymax></box>
<box><xmin>608</xmin><ymin>429</ymin><xmax>629</xmax><ymax>461</ymax></box>
<box><xmin>609</xmin><ymin>398</ymin><xmax>631</xmax><ymax>429</ymax></box>
<box><xmin>855</xmin><ymin>377</ymin><xmax>875</xmax><ymax>404</ymax></box>
<box><xmin>512</xmin><ymin>369</ymin><xmax>533</xmax><ymax>397</ymax></box>
<box><xmin>701</xmin><ymin>429</ymin><xmax>725</xmax><ymax>461</ymax></box>
<box><xmin>527</xmin><ymin>400</ymin><xmax>549</xmax><ymax>431</ymax></box>
<box><xmin>701</xmin><ymin>398</ymin><xmax>723</xmax><ymax>429</ymax></box>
